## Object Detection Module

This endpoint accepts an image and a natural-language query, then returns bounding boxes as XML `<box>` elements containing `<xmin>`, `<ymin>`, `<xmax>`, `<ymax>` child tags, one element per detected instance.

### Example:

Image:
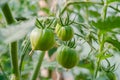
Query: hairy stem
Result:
<box><xmin>60</xmin><ymin>1</ymin><xmax>119</xmax><ymax>16</ymax></box>
<box><xmin>1</xmin><ymin>3</ymin><xmax>15</xmax><ymax>24</ymax></box>
<box><xmin>30</xmin><ymin>51</ymin><xmax>45</xmax><ymax>80</ymax></box>
<box><xmin>9</xmin><ymin>42</ymin><xmax>20</xmax><ymax>80</ymax></box>
<box><xmin>101</xmin><ymin>1</ymin><xmax>108</xmax><ymax>20</ymax></box>
<box><xmin>94</xmin><ymin>0</ymin><xmax>107</xmax><ymax>79</ymax></box>
<box><xmin>60</xmin><ymin>1</ymin><xmax>103</xmax><ymax>16</ymax></box>
<box><xmin>19</xmin><ymin>38</ymin><xmax>30</xmax><ymax>73</ymax></box>
<box><xmin>1</xmin><ymin>3</ymin><xmax>20</xmax><ymax>80</ymax></box>
<box><xmin>94</xmin><ymin>34</ymin><xmax>105</xmax><ymax>78</ymax></box>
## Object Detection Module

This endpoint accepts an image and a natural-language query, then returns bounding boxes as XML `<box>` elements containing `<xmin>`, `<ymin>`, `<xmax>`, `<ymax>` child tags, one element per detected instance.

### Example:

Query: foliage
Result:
<box><xmin>0</xmin><ymin>0</ymin><xmax>120</xmax><ymax>80</ymax></box>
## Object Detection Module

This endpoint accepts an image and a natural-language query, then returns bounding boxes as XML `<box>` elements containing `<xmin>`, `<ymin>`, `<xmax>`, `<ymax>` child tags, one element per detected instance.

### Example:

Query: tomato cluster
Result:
<box><xmin>30</xmin><ymin>20</ymin><xmax>78</xmax><ymax>69</ymax></box>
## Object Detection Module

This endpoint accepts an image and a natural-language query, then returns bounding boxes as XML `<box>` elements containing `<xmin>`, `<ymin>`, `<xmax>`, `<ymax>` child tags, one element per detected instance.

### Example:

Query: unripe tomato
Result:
<box><xmin>30</xmin><ymin>28</ymin><xmax>55</xmax><ymax>51</ymax></box>
<box><xmin>55</xmin><ymin>24</ymin><xmax>74</xmax><ymax>41</ymax></box>
<box><xmin>106</xmin><ymin>72</ymin><xmax>116</xmax><ymax>80</ymax></box>
<box><xmin>56</xmin><ymin>45</ymin><xmax>79</xmax><ymax>69</ymax></box>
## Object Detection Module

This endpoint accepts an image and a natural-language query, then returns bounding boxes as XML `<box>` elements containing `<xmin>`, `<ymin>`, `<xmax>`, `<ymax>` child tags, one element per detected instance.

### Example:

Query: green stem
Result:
<box><xmin>60</xmin><ymin>1</ymin><xmax>120</xmax><ymax>16</ymax></box>
<box><xmin>94</xmin><ymin>0</ymin><xmax>107</xmax><ymax>79</ymax></box>
<box><xmin>1</xmin><ymin>3</ymin><xmax>20</xmax><ymax>80</ymax></box>
<box><xmin>19</xmin><ymin>38</ymin><xmax>30</xmax><ymax>73</ymax></box>
<box><xmin>30</xmin><ymin>51</ymin><xmax>45</xmax><ymax>80</ymax></box>
<box><xmin>101</xmin><ymin>1</ymin><xmax>108</xmax><ymax>20</ymax></box>
<box><xmin>94</xmin><ymin>34</ymin><xmax>105</xmax><ymax>78</ymax></box>
<box><xmin>1</xmin><ymin>3</ymin><xmax>16</xmax><ymax>24</ymax></box>
<box><xmin>109</xmin><ymin>5</ymin><xmax>120</xmax><ymax>12</ymax></box>
<box><xmin>60</xmin><ymin>1</ymin><xmax>103</xmax><ymax>16</ymax></box>
<box><xmin>85</xmin><ymin>0</ymin><xmax>89</xmax><ymax>22</ymax></box>
<box><xmin>10</xmin><ymin>42</ymin><xmax>20</xmax><ymax>80</ymax></box>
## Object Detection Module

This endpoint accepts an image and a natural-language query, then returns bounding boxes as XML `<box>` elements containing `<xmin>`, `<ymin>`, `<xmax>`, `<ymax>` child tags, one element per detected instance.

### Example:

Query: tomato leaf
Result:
<box><xmin>92</xmin><ymin>16</ymin><xmax>120</xmax><ymax>32</ymax></box>
<box><xmin>89</xmin><ymin>10</ymin><xmax>101</xmax><ymax>18</ymax></box>
<box><xmin>105</xmin><ymin>37</ymin><xmax>120</xmax><ymax>51</ymax></box>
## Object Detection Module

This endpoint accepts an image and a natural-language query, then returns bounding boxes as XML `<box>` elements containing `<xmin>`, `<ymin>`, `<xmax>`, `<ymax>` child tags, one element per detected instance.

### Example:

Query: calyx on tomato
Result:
<box><xmin>30</xmin><ymin>28</ymin><xmax>55</xmax><ymax>51</ymax></box>
<box><xmin>55</xmin><ymin>24</ymin><xmax>74</xmax><ymax>41</ymax></box>
<box><xmin>56</xmin><ymin>45</ymin><xmax>79</xmax><ymax>69</ymax></box>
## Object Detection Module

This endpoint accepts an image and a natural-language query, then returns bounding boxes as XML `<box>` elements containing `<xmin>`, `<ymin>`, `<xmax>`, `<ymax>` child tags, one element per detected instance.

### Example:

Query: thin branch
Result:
<box><xmin>60</xmin><ymin>1</ymin><xmax>103</xmax><ymax>16</ymax></box>
<box><xmin>109</xmin><ymin>5</ymin><xmax>120</xmax><ymax>12</ymax></box>
<box><xmin>60</xmin><ymin>1</ymin><xmax>120</xmax><ymax>16</ymax></box>
<box><xmin>19</xmin><ymin>37</ymin><xmax>30</xmax><ymax>72</ymax></box>
<box><xmin>1</xmin><ymin>3</ymin><xmax>20</xmax><ymax>80</ymax></box>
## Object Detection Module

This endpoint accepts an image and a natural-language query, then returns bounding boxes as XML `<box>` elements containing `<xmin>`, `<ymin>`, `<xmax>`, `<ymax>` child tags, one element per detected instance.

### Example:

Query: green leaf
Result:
<box><xmin>88</xmin><ymin>10</ymin><xmax>101</xmax><ymax>18</ymax></box>
<box><xmin>92</xmin><ymin>16</ymin><xmax>120</xmax><ymax>32</ymax></box>
<box><xmin>77</xmin><ymin>14</ymin><xmax>84</xmax><ymax>23</ymax></box>
<box><xmin>106</xmin><ymin>37</ymin><xmax>120</xmax><ymax>51</ymax></box>
<box><xmin>0</xmin><ymin>19</ymin><xmax>35</xmax><ymax>43</ymax></box>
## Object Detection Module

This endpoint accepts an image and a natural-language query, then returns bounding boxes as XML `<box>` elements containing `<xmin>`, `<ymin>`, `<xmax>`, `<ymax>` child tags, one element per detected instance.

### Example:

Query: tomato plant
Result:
<box><xmin>0</xmin><ymin>0</ymin><xmax>120</xmax><ymax>80</ymax></box>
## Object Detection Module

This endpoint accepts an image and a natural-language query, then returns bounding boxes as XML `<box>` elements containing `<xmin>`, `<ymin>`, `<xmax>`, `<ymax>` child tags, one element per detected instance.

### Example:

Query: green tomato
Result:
<box><xmin>55</xmin><ymin>24</ymin><xmax>74</xmax><ymax>41</ymax></box>
<box><xmin>106</xmin><ymin>72</ymin><xmax>116</xmax><ymax>80</ymax></box>
<box><xmin>56</xmin><ymin>45</ymin><xmax>79</xmax><ymax>69</ymax></box>
<box><xmin>30</xmin><ymin>28</ymin><xmax>55</xmax><ymax>51</ymax></box>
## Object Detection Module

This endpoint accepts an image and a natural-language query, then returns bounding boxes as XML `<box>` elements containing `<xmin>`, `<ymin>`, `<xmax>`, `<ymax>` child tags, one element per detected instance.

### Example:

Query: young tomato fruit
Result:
<box><xmin>55</xmin><ymin>24</ymin><xmax>74</xmax><ymax>41</ymax></box>
<box><xmin>106</xmin><ymin>72</ymin><xmax>116</xmax><ymax>80</ymax></box>
<box><xmin>56</xmin><ymin>45</ymin><xmax>79</xmax><ymax>69</ymax></box>
<box><xmin>30</xmin><ymin>28</ymin><xmax>55</xmax><ymax>51</ymax></box>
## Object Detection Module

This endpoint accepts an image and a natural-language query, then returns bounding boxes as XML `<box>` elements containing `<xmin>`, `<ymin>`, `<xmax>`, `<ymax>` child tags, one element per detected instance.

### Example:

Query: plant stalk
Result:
<box><xmin>94</xmin><ymin>34</ymin><xmax>105</xmax><ymax>78</ymax></box>
<box><xmin>60</xmin><ymin>1</ymin><xmax>103</xmax><ymax>16</ymax></box>
<box><xmin>94</xmin><ymin>0</ymin><xmax>107</xmax><ymax>79</ymax></box>
<box><xmin>30</xmin><ymin>51</ymin><xmax>45</xmax><ymax>80</ymax></box>
<box><xmin>60</xmin><ymin>1</ymin><xmax>119</xmax><ymax>16</ymax></box>
<box><xmin>1</xmin><ymin>3</ymin><xmax>15</xmax><ymax>24</ymax></box>
<box><xmin>1</xmin><ymin>3</ymin><xmax>20</xmax><ymax>80</ymax></box>
<box><xmin>19</xmin><ymin>38</ymin><xmax>30</xmax><ymax>73</ymax></box>
<box><xmin>9</xmin><ymin>42</ymin><xmax>20</xmax><ymax>80</ymax></box>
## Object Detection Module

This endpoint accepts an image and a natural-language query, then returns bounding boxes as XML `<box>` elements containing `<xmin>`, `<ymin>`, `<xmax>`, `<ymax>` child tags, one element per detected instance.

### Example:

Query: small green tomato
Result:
<box><xmin>56</xmin><ymin>45</ymin><xmax>79</xmax><ymax>69</ymax></box>
<box><xmin>55</xmin><ymin>24</ymin><xmax>74</xmax><ymax>41</ymax></box>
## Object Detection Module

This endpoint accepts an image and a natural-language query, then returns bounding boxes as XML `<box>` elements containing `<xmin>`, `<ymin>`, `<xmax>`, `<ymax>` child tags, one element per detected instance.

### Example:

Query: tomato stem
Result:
<box><xmin>1</xmin><ymin>3</ymin><xmax>16</xmax><ymax>24</ymax></box>
<box><xmin>101</xmin><ymin>0</ymin><xmax>108</xmax><ymax>21</ymax></box>
<box><xmin>1</xmin><ymin>3</ymin><xmax>20</xmax><ymax>80</ymax></box>
<box><xmin>60</xmin><ymin>1</ymin><xmax>119</xmax><ymax>16</ymax></box>
<box><xmin>94</xmin><ymin>0</ymin><xmax>107</xmax><ymax>79</ymax></box>
<box><xmin>60</xmin><ymin>1</ymin><xmax>103</xmax><ymax>16</ymax></box>
<box><xmin>19</xmin><ymin>38</ymin><xmax>30</xmax><ymax>73</ymax></box>
<box><xmin>30</xmin><ymin>51</ymin><xmax>45</xmax><ymax>80</ymax></box>
<box><xmin>94</xmin><ymin>34</ymin><xmax>105</xmax><ymax>78</ymax></box>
